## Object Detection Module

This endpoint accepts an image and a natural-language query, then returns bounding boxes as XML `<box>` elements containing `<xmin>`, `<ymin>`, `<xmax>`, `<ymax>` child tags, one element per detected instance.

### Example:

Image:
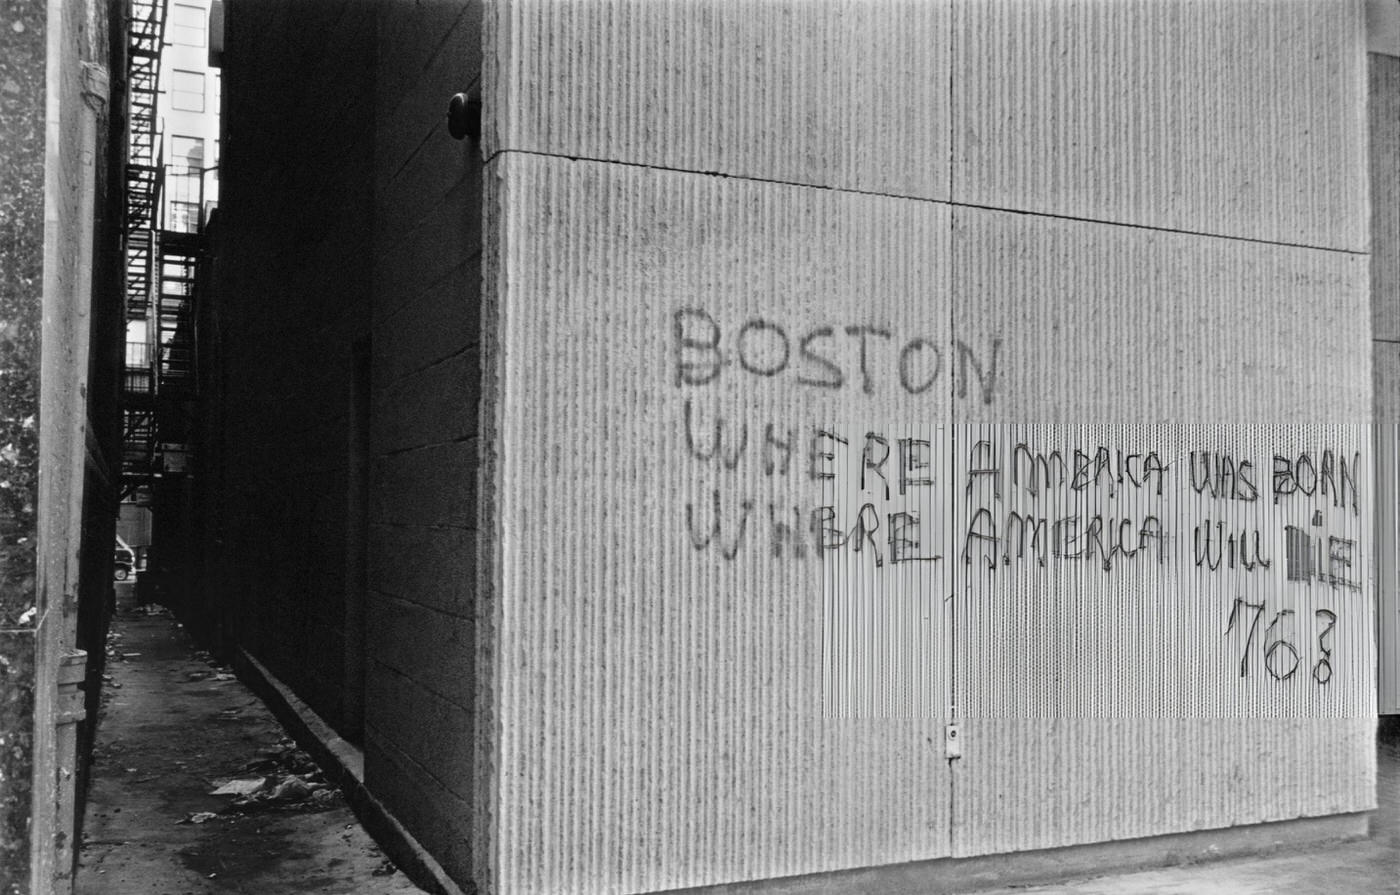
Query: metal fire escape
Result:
<box><xmin>120</xmin><ymin>0</ymin><xmax>165</xmax><ymax>501</ymax></box>
<box><xmin>121</xmin><ymin>0</ymin><xmax>207</xmax><ymax>503</ymax></box>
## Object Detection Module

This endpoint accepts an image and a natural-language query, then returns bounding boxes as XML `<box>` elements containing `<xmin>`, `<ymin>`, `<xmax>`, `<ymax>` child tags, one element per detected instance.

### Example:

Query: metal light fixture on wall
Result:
<box><xmin>447</xmin><ymin>92</ymin><xmax>481</xmax><ymax>141</ymax></box>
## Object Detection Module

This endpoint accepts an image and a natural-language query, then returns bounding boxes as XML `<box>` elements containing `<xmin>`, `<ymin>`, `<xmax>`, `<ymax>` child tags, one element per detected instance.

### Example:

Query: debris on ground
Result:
<box><xmin>242</xmin><ymin>738</ymin><xmax>319</xmax><ymax>776</ymax></box>
<box><xmin>204</xmin><ymin>739</ymin><xmax>343</xmax><ymax>815</ymax></box>
<box><xmin>103</xmin><ymin>630</ymin><xmax>126</xmax><ymax>663</ymax></box>
<box><xmin>209</xmin><ymin>778</ymin><xmax>264</xmax><ymax>797</ymax></box>
<box><xmin>80</xmin><ymin>613</ymin><xmax>428</xmax><ymax>894</ymax></box>
<box><xmin>178</xmin><ymin>812</ymin><xmax>219</xmax><ymax>825</ymax></box>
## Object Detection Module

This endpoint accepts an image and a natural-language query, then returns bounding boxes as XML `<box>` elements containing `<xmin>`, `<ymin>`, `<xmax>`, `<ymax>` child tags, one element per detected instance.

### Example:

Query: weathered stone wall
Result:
<box><xmin>1</xmin><ymin>0</ymin><xmax>119</xmax><ymax>890</ymax></box>
<box><xmin>0</xmin><ymin>2</ymin><xmax>50</xmax><ymax>887</ymax></box>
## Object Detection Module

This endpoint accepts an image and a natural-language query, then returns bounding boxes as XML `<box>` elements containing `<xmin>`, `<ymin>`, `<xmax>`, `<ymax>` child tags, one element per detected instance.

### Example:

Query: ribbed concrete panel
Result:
<box><xmin>487</xmin><ymin>153</ymin><xmax>957</xmax><ymax>894</ymax></box>
<box><xmin>1376</xmin><ymin>54</ymin><xmax>1400</xmax><ymax>340</ymax></box>
<box><xmin>1370</xmin><ymin>0</ymin><xmax>1400</xmax><ymax>55</ymax></box>
<box><xmin>951</xmin><ymin>208</ymin><xmax>1371</xmax><ymax>425</ymax></box>
<box><xmin>1376</xmin><ymin>52</ymin><xmax>1400</xmax><ymax>716</ymax></box>
<box><xmin>1376</xmin><ymin>422</ymin><xmax>1400</xmax><ymax>715</ymax></box>
<box><xmin>954</xmin><ymin>0</ymin><xmax>1367</xmax><ymax>250</ymax></box>
<box><xmin>1376</xmin><ymin>346</ymin><xmax>1400</xmax><ymax>714</ymax></box>
<box><xmin>820</xmin><ymin>420</ymin><xmax>950</xmax><ymax>721</ymax></box>
<box><xmin>953</xmin><ymin>426</ymin><xmax>1373</xmax><ymax>716</ymax></box>
<box><xmin>947</xmin><ymin>196</ymin><xmax>1376</xmax><ymax>857</ymax></box>
<box><xmin>950</xmin><ymin>424</ymin><xmax>1377</xmax><ymax>855</ymax></box>
<box><xmin>484</xmin><ymin>0</ymin><xmax>950</xmax><ymax>200</ymax></box>
<box><xmin>950</xmin><ymin>716</ymin><xmax>1375</xmax><ymax>857</ymax></box>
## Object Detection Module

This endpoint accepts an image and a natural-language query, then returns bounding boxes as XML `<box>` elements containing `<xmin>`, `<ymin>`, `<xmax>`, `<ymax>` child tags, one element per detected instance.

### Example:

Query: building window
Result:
<box><xmin>166</xmin><ymin>169</ymin><xmax>202</xmax><ymax>213</ymax></box>
<box><xmin>170</xmin><ymin>70</ymin><xmax>205</xmax><ymax>112</ymax></box>
<box><xmin>170</xmin><ymin>135</ymin><xmax>205</xmax><ymax>171</ymax></box>
<box><xmin>169</xmin><ymin>201</ymin><xmax>201</xmax><ymax>233</ymax></box>
<box><xmin>124</xmin><ymin>321</ymin><xmax>149</xmax><ymax>366</ymax></box>
<box><xmin>170</xmin><ymin>4</ymin><xmax>207</xmax><ymax>47</ymax></box>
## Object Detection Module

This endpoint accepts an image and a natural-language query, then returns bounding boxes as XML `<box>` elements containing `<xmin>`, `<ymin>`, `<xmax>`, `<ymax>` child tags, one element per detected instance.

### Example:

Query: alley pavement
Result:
<box><xmin>75</xmin><ymin>596</ymin><xmax>1399</xmax><ymax>894</ymax></box>
<box><xmin>77</xmin><ymin>601</ymin><xmax>426</xmax><ymax>894</ymax></box>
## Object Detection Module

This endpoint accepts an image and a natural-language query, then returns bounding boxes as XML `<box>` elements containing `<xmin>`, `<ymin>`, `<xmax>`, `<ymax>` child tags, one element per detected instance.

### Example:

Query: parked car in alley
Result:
<box><xmin>114</xmin><ymin>537</ymin><xmax>136</xmax><ymax>581</ymax></box>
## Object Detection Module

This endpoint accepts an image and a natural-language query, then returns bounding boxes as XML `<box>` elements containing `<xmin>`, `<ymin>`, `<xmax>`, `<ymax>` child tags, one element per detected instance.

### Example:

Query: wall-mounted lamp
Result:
<box><xmin>447</xmin><ymin>93</ymin><xmax>481</xmax><ymax>141</ymax></box>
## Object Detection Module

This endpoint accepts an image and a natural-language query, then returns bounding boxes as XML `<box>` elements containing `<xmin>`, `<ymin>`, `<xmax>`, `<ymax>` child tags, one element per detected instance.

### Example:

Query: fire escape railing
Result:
<box><xmin>120</xmin><ymin>0</ymin><xmax>167</xmax><ymax>501</ymax></box>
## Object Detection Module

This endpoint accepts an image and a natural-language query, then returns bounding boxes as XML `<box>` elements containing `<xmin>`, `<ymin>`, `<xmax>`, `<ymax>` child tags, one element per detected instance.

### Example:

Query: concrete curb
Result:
<box><xmin>232</xmin><ymin>648</ymin><xmax>472</xmax><ymax>895</ymax></box>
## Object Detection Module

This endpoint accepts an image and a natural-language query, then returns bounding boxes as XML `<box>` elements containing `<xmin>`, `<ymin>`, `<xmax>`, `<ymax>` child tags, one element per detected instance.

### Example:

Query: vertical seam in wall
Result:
<box><xmin>479</xmin><ymin>152</ymin><xmax>508</xmax><ymax>895</ymax></box>
<box><xmin>946</xmin><ymin>0</ymin><xmax>958</xmax><ymax>859</ymax></box>
<box><xmin>476</xmin><ymin>5</ymin><xmax>504</xmax><ymax>889</ymax></box>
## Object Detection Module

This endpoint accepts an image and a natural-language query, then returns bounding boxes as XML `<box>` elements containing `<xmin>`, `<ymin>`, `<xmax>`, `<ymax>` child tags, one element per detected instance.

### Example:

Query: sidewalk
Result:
<box><xmin>77</xmin><ymin>607</ymin><xmax>426</xmax><ymax>894</ymax></box>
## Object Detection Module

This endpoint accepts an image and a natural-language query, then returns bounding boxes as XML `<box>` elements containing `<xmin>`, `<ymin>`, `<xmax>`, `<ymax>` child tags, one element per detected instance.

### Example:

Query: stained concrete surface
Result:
<box><xmin>979</xmin><ymin>725</ymin><xmax>1400</xmax><ymax>895</ymax></box>
<box><xmin>76</xmin><ymin>606</ymin><xmax>426</xmax><ymax>895</ymax></box>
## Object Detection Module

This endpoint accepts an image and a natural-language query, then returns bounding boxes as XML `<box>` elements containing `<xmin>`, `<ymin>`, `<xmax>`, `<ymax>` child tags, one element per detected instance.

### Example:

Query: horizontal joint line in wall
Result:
<box><xmin>365</xmin><ymin>659</ymin><xmax>476</xmax><ymax>722</ymax></box>
<box><xmin>489</xmin><ymin>148</ymin><xmax>1369</xmax><ymax>257</ymax></box>
<box><xmin>385</xmin><ymin>126</ymin><xmax>440</xmax><ymax>187</ymax></box>
<box><xmin>376</xmin><ymin>343</ymin><xmax>479</xmax><ymax>387</ymax></box>
<box><xmin>377</xmin><ymin>434</ymin><xmax>478</xmax><ymax>459</ymax></box>
<box><xmin>376</xmin><ymin>589</ymin><xmax>472</xmax><ymax>619</ymax></box>
<box><xmin>367</xmin><ymin>521</ymin><xmax>476</xmax><ymax>532</ymax></box>
<box><xmin>371</xmin><ymin>252</ymin><xmax>484</xmax><ymax>323</ymax></box>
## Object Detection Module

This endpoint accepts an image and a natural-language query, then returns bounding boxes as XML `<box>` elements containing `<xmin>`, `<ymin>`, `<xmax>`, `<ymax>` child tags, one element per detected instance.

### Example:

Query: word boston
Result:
<box><xmin>672</xmin><ymin>307</ymin><xmax>1002</xmax><ymax>403</ymax></box>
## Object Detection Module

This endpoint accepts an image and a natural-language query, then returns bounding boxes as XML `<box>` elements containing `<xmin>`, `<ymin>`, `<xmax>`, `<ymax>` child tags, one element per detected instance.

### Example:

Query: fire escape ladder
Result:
<box><xmin>124</xmin><ymin>228</ymin><xmax>153</xmax><ymax>321</ymax></box>
<box><xmin>120</xmin><ymin>0</ymin><xmax>167</xmax><ymax>499</ymax></box>
<box><xmin>124</xmin><ymin>0</ymin><xmax>165</xmax><ymax>234</ymax></box>
<box><xmin>156</xmin><ymin>236</ymin><xmax>199</xmax><ymax>398</ymax></box>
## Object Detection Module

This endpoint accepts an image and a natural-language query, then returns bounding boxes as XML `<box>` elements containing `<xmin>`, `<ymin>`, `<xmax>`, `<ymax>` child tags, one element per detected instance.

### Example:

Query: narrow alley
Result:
<box><xmin>9</xmin><ymin>2</ymin><xmax>1400</xmax><ymax>894</ymax></box>
<box><xmin>75</xmin><ymin>595</ymin><xmax>425</xmax><ymax>895</ymax></box>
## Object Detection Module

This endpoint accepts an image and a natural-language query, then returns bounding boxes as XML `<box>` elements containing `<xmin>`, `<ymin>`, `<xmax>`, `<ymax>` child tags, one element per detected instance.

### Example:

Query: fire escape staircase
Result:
<box><xmin>155</xmin><ymin>240</ymin><xmax>199</xmax><ymax>398</ymax></box>
<box><xmin>120</xmin><ymin>0</ymin><xmax>167</xmax><ymax>501</ymax></box>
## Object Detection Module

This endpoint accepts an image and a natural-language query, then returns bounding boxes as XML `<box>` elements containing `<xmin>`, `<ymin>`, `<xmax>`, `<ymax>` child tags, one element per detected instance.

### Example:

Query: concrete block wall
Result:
<box><xmin>215</xmin><ymin>0</ymin><xmax>485</xmax><ymax>885</ymax></box>
<box><xmin>216</xmin><ymin>0</ymin><xmax>376</xmax><ymax>730</ymax></box>
<box><xmin>479</xmin><ymin>1</ymin><xmax>1376</xmax><ymax>893</ymax></box>
<box><xmin>366</xmin><ymin>3</ymin><xmax>483</xmax><ymax>882</ymax></box>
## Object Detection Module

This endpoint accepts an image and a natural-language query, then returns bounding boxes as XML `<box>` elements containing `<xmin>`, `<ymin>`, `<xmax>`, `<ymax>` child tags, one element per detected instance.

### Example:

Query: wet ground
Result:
<box><xmin>76</xmin><ymin>605</ymin><xmax>425</xmax><ymax>895</ymax></box>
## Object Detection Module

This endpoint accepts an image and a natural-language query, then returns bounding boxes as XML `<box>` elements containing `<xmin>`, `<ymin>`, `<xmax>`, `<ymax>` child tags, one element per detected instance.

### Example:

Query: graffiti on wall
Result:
<box><xmin>670</xmin><ymin>308</ymin><xmax>1370</xmax><ymax>717</ymax></box>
